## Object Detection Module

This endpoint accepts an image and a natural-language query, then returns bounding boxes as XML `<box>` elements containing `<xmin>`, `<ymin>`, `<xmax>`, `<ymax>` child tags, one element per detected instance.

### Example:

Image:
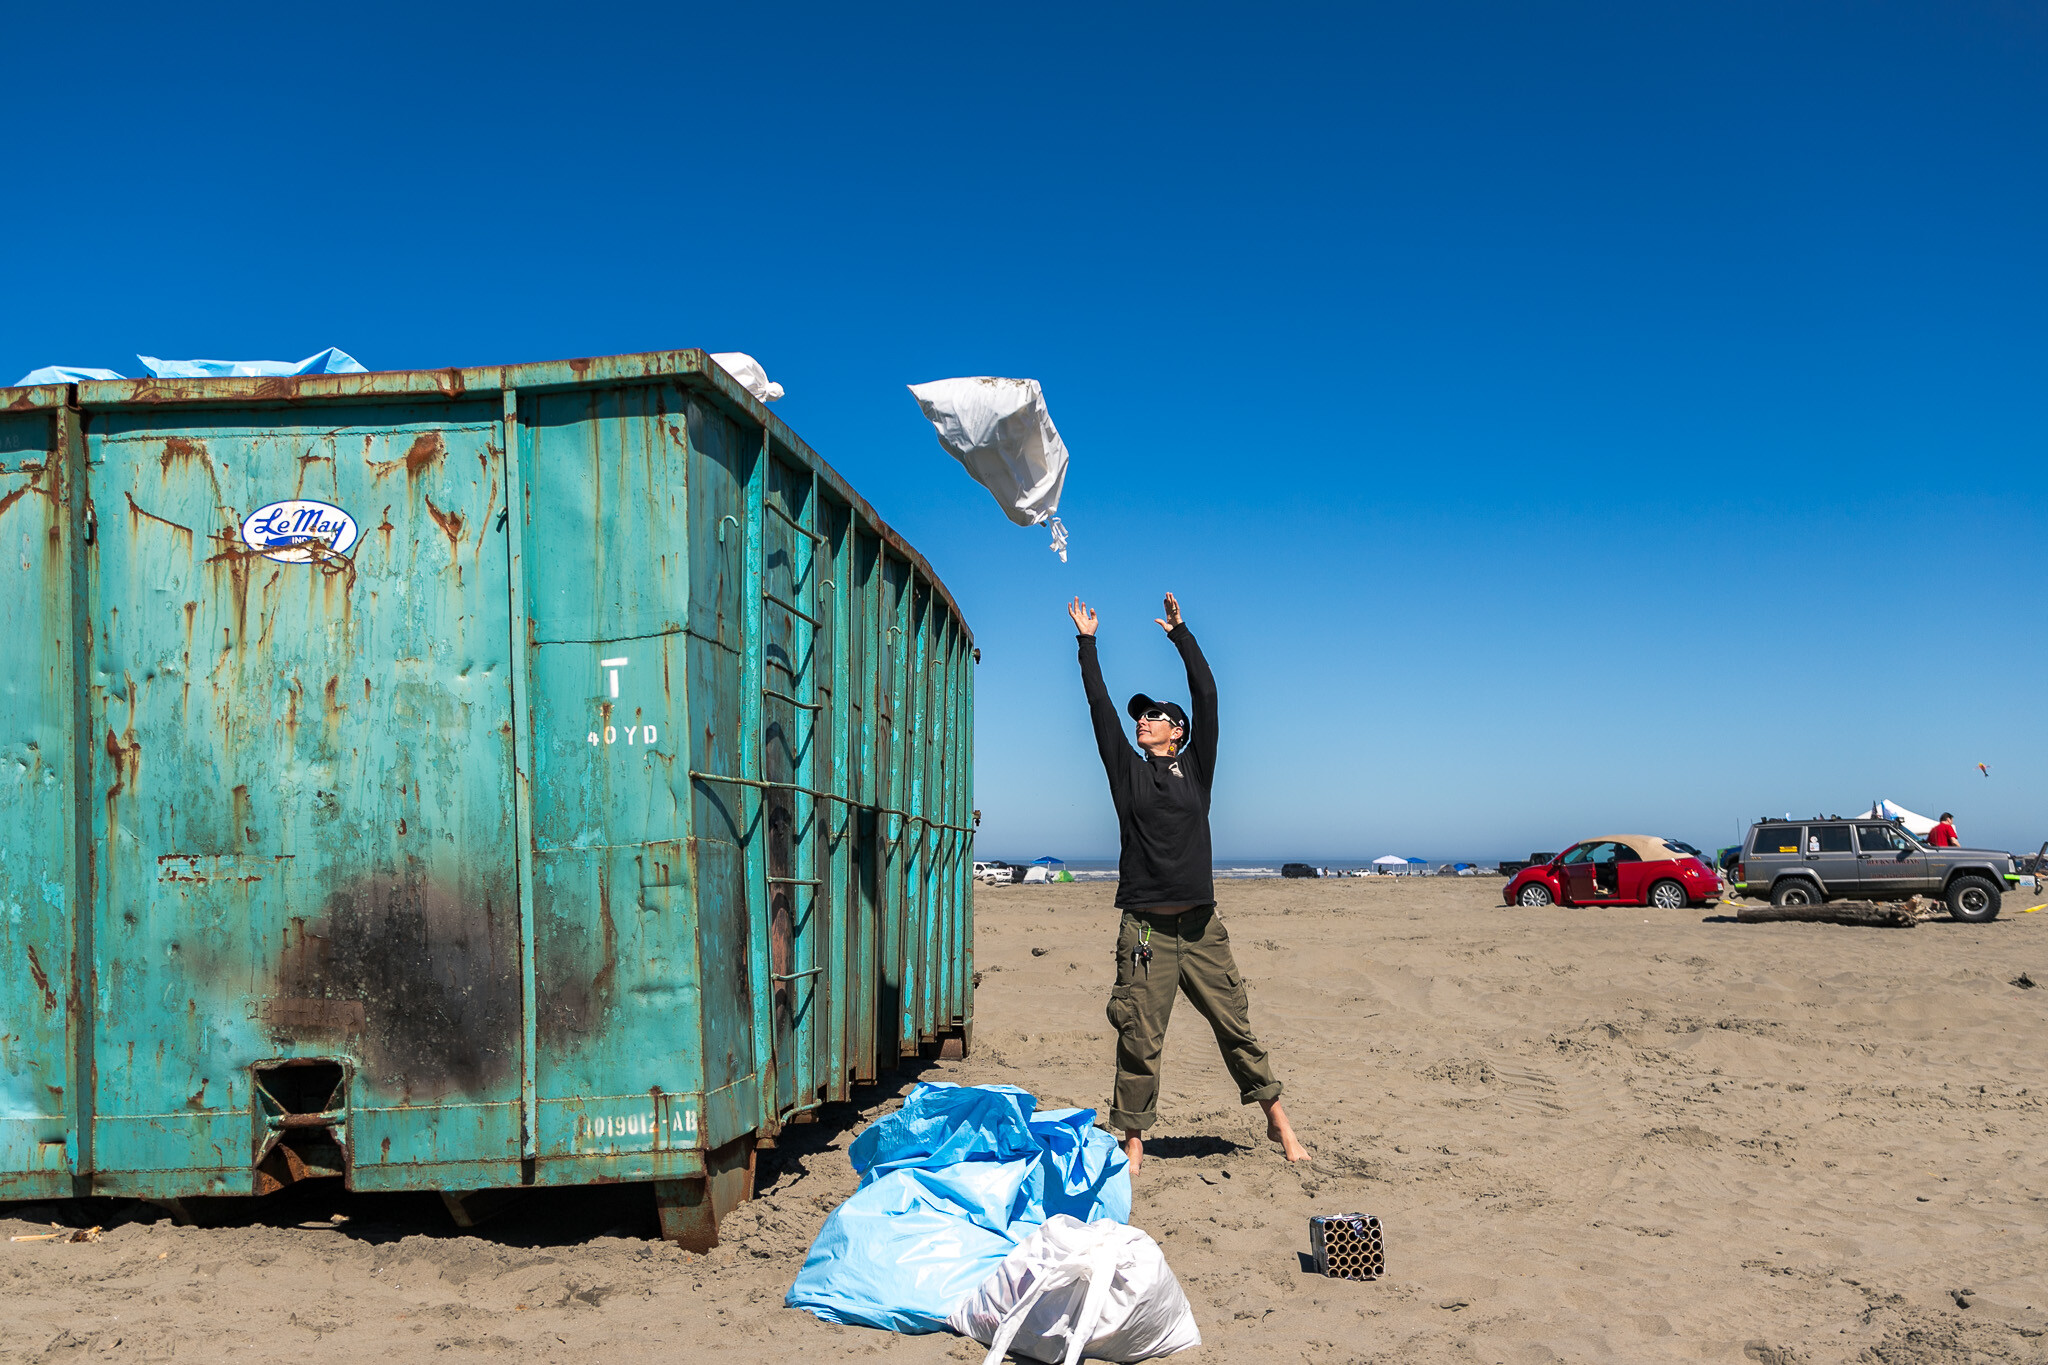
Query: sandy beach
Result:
<box><xmin>5</xmin><ymin>875</ymin><xmax>2047</xmax><ymax>1364</ymax></box>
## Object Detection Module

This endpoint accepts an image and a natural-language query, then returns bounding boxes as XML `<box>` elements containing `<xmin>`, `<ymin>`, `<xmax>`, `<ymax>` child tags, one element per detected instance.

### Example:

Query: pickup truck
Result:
<box><xmin>1735</xmin><ymin>817</ymin><xmax>2017</xmax><ymax>922</ymax></box>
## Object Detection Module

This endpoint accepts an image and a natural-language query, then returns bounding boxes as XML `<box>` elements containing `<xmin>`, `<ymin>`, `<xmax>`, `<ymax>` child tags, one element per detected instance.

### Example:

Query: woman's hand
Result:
<box><xmin>1068</xmin><ymin>597</ymin><xmax>1099</xmax><ymax>636</ymax></box>
<box><xmin>1154</xmin><ymin>591</ymin><xmax>1183</xmax><ymax>633</ymax></box>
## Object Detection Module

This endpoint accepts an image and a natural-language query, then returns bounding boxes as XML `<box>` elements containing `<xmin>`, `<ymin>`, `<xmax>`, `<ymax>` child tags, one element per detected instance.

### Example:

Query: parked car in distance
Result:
<box><xmin>974</xmin><ymin>861</ymin><xmax>1016</xmax><ymax>885</ymax></box>
<box><xmin>1734</xmin><ymin>817</ymin><xmax>2017</xmax><ymax>922</ymax></box>
<box><xmin>1504</xmin><ymin>836</ymin><xmax>1722</xmax><ymax>909</ymax></box>
<box><xmin>1280</xmin><ymin>863</ymin><xmax>1320</xmax><ymax>879</ymax></box>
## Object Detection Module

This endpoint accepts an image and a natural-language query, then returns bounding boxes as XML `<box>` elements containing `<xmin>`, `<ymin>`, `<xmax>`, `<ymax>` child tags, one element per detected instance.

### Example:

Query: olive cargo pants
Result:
<box><xmin>1106</xmin><ymin>906</ymin><xmax>1282</xmax><ymax>1132</ymax></box>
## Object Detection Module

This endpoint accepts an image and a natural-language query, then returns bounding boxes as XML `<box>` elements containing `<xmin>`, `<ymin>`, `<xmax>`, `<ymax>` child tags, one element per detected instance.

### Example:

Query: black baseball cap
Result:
<box><xmin>1126</xmin><ymin>694</ymin><xmax>1187</xmax><ymax>734</ymax></box>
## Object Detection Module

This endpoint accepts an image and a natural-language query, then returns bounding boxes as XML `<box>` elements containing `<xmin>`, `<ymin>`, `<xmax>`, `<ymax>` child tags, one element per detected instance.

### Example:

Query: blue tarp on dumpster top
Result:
<box><xmin>137</xmin><ymin>348</ymin><xmax>366</xmax><ymax>378</ymax></box>
<box><xmin>15</xmin><ymin>349</ymin><xmax>366</xmax><ymax>388</ymax></box>
<box><xmin>786</xmin><ymin>1083</ymin><xmax>1131</xmax><ymax>1334</ymax></box>
<box><xmin>13</xmin><ymin>365</ymin><xmax>125</xmax><ymax>386</ymax></box>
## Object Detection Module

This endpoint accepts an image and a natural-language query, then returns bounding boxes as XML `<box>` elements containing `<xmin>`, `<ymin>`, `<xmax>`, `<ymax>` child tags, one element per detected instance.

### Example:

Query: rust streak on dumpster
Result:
<box><xmin>123</xmin><ymin>492</ymin><xmax>194</xmax><ymax>553</ymax></box>
<box><xmin>23</xmin><ymin>945</ymin><xmax>56</xmax><ymax>1011</ymax></box>
<box><xmin>366</xmin><ymin>431</ymin><xmax>447</xmax><ymax>483</ymax></box>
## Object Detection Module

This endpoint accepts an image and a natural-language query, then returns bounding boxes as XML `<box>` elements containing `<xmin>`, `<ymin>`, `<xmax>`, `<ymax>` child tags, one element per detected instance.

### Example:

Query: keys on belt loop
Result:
<box><xmin>1133</xmin><ymin>923</ymin><xmax>1154</xmax><ymax>970</ymax></box>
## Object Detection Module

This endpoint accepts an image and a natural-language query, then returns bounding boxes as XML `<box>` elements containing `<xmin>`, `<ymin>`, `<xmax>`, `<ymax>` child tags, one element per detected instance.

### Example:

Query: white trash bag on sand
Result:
<box><xmin>908</xmin><ymin>376</ymin><xmax>1070</xmax><ymax>561</ymax></box>
<box><xmin>946</xmin><ymin>1215</ymin><xmax>1200</xmax><ymax>1364</ymax></box>
<box><xmin>710</xmin><ymin>352</ymin><xmax>785</xmax><ymax>403</ymax></box>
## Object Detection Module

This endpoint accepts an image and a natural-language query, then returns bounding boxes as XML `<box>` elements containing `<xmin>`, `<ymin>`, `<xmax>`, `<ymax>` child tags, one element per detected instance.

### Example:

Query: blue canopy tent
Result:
<box><xmin>1023</xmin><ymin>856</ymin><xmax>1072</xmax><ymax>885</ymax></box>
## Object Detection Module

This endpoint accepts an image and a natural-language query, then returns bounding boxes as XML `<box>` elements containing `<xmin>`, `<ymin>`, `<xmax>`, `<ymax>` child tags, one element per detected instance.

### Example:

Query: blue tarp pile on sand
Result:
<box><xmin>786</xmin><ymin>1082</ymin><xmax>1131</xmax><ymax>1334</ymax></box>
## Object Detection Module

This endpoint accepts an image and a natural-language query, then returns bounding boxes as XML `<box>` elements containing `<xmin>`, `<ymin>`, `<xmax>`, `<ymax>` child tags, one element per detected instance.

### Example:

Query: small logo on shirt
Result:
<box><xmin>1168</xmin><ymin>761</ymin><xmax>1183</xmax><ymax>778</ymax></box>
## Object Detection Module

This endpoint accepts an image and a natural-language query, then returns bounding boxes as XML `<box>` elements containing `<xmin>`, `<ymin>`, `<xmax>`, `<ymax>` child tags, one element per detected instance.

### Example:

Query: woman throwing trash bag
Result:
<box><xmin>1068</xmin><ymin>591</ymin><xmax>1309</xmax><ymax>1175</ymax></box>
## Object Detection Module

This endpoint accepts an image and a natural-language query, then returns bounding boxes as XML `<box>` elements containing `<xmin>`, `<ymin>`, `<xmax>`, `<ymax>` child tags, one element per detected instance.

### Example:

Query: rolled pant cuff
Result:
<box><xmin>1108</xmin><ymin>1108</ymin><xmax>1156</xmax><ymax>1132</ymax></box>
<box><xmin>1241</xmin><ymin>1082</ymin><xmax>1283</xmax><ymax>1105</ymax></box>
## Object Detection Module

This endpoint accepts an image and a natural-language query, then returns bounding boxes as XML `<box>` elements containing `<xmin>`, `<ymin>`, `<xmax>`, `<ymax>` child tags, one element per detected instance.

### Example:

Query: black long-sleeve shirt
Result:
<box><xmin>1077</xmin><ymin>623</ymin><xmax>1218</xmax><ymax>908</ymax></box>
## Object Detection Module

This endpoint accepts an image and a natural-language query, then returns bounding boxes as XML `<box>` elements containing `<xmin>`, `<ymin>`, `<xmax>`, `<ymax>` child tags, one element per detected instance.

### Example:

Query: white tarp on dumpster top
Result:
<box><xmin>1858</xmin><ymin>800</ymin><xmax>1937</xmax><ymax>836</ymax></box>
<box><xmin>710</xmin><ymin>352</ymin><xmax>784</xmax><ymax>403</ymax></box>
<box><xmin>908</xmin><ymin>376</ymin><xmax>1069</xmax><ymax>561</ymax></box>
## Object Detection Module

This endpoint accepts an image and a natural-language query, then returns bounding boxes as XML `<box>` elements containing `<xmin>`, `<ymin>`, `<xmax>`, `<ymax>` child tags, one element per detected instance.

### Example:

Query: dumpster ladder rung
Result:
<box><xmin>766</xmin><ymin>499</ymin><xmax>826</xmax><ymax>543</ymax></box>
<box><xmin>773</xmin><ymin>967</ymin><xmax>826</xmax><ymax>982</ymax></box>
<box><xmin>687</xmin><ymin>771</ymin><xmax>977</xmax><ymax>833</ymax></box>
<box><xmin>763</xmin><ymin>686</ymin><xmax>822</xmax><ymax>711</ymax></box>
<box><xmin>763</xmin><ymin>591</ymin><xmax>821</xmax><ymax>626</ymax></box>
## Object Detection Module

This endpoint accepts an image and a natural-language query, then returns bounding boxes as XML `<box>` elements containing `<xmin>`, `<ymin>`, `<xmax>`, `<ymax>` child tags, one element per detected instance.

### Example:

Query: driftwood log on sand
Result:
<box><xmin>1735</xmin><ymin>897</ymin><xmax>1942</xmax><ymax>928</ymax></box>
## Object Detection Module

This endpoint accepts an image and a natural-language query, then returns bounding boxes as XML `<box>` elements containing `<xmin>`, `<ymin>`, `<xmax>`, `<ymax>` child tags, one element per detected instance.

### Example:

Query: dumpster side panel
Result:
<box><xmin>848</xmin><ymin>528</ymin><xmax>881</xmax><ymax>1084</ymax></box>
<box><xmin>820</xmin><ymin>498</ymin><xmax>852</xmax><ymax>1102</ymax></box>
<box><xmin>0</xmin><ymin>402</ymin><xmax>79</xmax><ymax>1197</ymax></box>
<box><xmin>962</xmin><ymin>628</ymin><xmax>976</xmax><ymax>1037</ymax></box>
<box><xmin>83</xmin><ymin>404</ymin><xmax>522</xmax><ymax>1194</ymax></box>
<box><xmin>524</xmin><ymin>384</ymin><xmax>707</xmax><ymax>1180</ymax></box>
<box><xmin>878</xmin><ymin>553</ymin><xmax>912</xmax><ymax>1059</ymax></box>
<box><xmin>681</xmin><ymin>398</ymin><xmax>758</xmax><ymax>1150</ymax></box>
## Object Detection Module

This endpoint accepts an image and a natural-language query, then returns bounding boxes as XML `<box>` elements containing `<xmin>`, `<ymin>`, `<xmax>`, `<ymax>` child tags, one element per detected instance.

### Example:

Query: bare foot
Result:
<box><xmin>1122</xmin><ymin>1130</ymin><xmax>1144</xmax><ymax>1178</ymax></box>
<box><xmin>1261</xmin><ymin>1099</ymin><xmax>1311</xmax><ymax>1163</ymax></box>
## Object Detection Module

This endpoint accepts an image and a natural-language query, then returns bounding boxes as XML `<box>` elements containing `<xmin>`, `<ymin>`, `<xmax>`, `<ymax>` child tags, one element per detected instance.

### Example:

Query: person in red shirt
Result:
<box><xmin>1928</xmin><ymin>813</ymin><xmax>1960</xmax><ymax>847</ymax></box>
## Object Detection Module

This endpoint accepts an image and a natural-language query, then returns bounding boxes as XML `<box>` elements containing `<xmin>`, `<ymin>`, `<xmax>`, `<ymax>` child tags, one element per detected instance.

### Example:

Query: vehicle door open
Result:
<box><xmin>1562</xmin><ymin>841</ymin><xmax>1621</xmax><ymax>902</ymax></box>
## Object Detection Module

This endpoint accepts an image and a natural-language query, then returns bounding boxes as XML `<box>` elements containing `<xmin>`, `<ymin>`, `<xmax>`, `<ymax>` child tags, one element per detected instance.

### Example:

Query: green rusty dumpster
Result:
<box><xmin>0</xmin><ymin>351</ymin><xmax>975</xmax><ymax>1245</ymax></box>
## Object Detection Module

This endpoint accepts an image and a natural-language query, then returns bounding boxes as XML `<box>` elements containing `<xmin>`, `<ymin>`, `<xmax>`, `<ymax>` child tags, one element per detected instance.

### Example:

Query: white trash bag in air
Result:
<box><xmin>710</xmin><ymin>352</ymin><xmax>785</xmax><ymax>402</ymax></box>
<box><xmin>946</xmin><ymin>1215</ymin><xmax>1200</xmax><ymax>1364</ymax></box>
<box><xmin>908</xmin><ymin>376</ymin><xmax>1070</xmax><ymax>561</ymax></box>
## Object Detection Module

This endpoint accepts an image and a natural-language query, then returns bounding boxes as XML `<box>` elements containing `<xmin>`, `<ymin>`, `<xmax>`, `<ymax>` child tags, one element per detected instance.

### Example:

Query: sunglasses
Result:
<box><xmin>1138</xmin><ymin>709</ymin><xmax>1179</xmax><ymax>725</ymax></box>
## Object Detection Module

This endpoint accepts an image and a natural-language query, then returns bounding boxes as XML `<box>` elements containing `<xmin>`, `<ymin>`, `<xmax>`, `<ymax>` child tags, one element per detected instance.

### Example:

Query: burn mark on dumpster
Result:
<box><xmin>23</xmin><ymin>945</ymin><xmax>55</xmax><ymax>1011</ymax></box>
<box><xmin>261</xmin><ymin>997</ymin><xmax>367</xmax><ymax>1035</ymax></box>
<box><xmin>538</xmin><ymin>870</ymin><xmax>618</xmax><ymax>1047</ymax></box>
<box><xmin>593</xmin><ymin>869</ymin><xmax>619</xmax><ymax>1003</ymax></box>
<box><xmin>271</xmin><ymin>872</ymin><xmax>519</xmax><ymax>1101</ymax></box>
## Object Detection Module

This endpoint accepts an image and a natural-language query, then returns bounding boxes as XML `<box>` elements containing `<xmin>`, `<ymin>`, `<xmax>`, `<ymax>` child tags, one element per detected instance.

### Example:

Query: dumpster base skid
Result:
<box><xmin>653</xmin><ymin>1136</ymin><xmax>757</xmax><ymax>1251</ymax></box>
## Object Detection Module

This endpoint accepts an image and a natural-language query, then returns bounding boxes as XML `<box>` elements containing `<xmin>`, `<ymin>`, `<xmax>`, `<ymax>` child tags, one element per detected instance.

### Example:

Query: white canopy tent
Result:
<box><xmin>1371</xmin><ymin>855</ymin><xmax>1409</xmax><ymax>874</ymax></box>
<box><xmin>1858</xmin><ymin>800</ymin><xmax>1938</xmax><ymax>836</ymax></box>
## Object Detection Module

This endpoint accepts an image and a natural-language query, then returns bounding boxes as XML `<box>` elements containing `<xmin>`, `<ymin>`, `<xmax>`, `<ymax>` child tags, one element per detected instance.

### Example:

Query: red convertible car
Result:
<box><xmin>1503</xmin><ymin>835</ymin><xmax>1722</xmax><ymax>909</ymax></box>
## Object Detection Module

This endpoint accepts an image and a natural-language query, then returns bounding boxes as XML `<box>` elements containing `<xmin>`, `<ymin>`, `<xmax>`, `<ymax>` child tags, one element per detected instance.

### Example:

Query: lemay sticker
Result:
<box><xmin>240</xmin><ymin>500</ymin><xmax>361</xmax><ymax>564</ymax></box>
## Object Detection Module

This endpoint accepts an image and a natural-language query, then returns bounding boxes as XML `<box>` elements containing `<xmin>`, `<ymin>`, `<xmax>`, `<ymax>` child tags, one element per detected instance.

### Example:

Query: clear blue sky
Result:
<box><xmin>9</xmin><ymin>3</ymin><xmax>2044</xmax><ymax>860</ymax></box>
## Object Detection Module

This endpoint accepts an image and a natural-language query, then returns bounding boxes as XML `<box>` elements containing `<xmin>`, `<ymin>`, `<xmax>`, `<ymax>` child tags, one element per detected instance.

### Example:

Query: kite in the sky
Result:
<box><xmin>1978</xmin><ymin>762</ymin><xmax>1990</xmax><ymax>777</ymax></box>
